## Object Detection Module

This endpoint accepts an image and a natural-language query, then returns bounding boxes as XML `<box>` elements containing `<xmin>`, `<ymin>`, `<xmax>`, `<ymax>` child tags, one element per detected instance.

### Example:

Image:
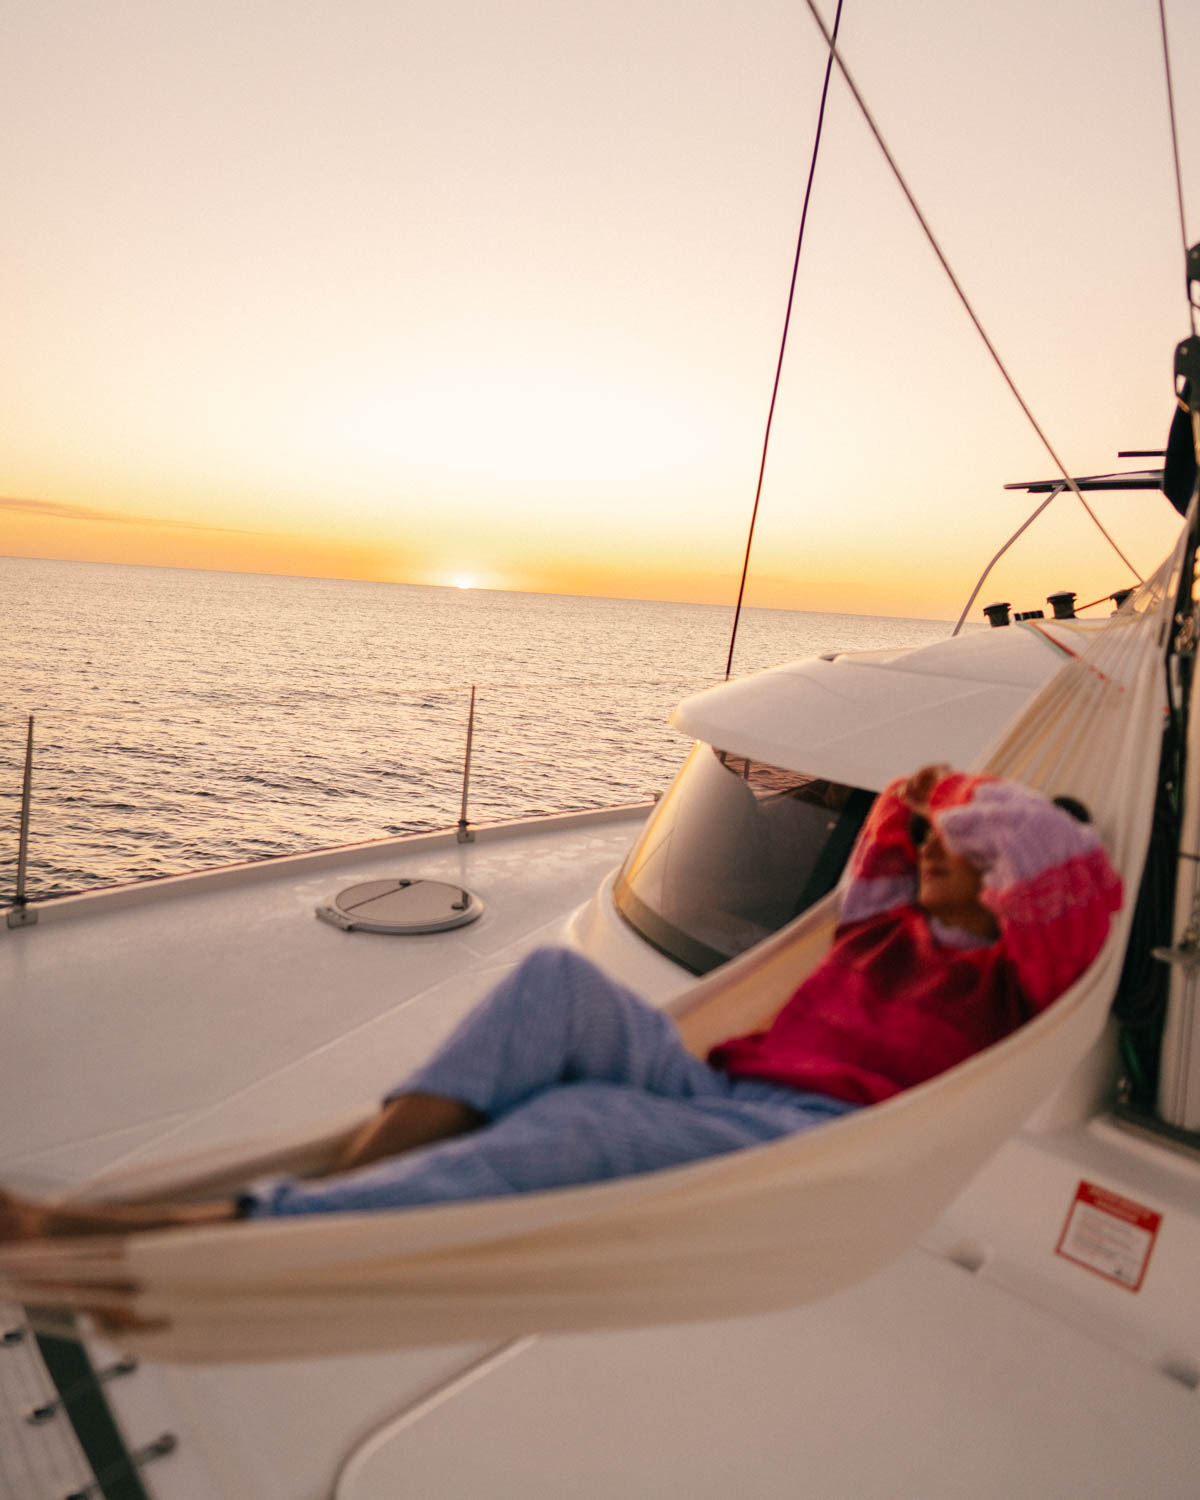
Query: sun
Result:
<box><xmin>450</xmin><ymin>574</ymin><xmax>477</xmax><ymax>590</ymax></box>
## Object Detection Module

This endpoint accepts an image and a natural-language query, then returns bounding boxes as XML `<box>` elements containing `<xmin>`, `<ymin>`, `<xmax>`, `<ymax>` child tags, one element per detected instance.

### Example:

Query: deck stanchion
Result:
<box><xmin>457</xmin><ymin>686</ymin><xmax>477</xmax><ymax>844</ymax></box>
<box><xmin>8</xmin><ymin>714</ymin><xmax>37</xmax><ymax>928</ymax></box>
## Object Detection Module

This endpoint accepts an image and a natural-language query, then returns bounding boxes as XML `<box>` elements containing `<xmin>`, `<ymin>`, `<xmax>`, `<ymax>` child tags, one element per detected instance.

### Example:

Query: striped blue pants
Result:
<box><xmin>244</xmin><ymin>947</ymin><xmax>855</xmax><ymax>1217</ymax></box>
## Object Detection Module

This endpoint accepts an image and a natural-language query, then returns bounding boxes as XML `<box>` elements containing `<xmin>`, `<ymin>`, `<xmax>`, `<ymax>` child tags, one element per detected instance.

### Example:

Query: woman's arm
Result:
<box><xmin>936</xmin><ymin>780</ymin><xmax>1123</xmax><ymax>1010</ymax></box>
<box><xmin>836</xmin><ymin>775</ymin><xmax>922</xmax><ymax>926</ymax></box>
<box><xmin>838</xmin><ymin>762</ymin><xmax>990</xmax><ymax>926</ymax></box>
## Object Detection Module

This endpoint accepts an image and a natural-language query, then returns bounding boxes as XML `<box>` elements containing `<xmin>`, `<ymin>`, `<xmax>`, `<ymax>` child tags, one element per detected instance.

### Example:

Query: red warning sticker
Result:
<box><xmin>1055</xmin><ymin>1180</ymin><xmax>1162</xmax><ymax>1292</ymax></box>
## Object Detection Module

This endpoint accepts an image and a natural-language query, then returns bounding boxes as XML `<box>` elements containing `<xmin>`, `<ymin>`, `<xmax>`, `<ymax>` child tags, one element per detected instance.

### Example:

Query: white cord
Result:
<box><xmin>951</xmin><ymin>487</ymin><xmax>1063</xmax><ymax>637</ymax></box>
<box><xmin>798</xmin><ymin>0</ymin><xmax>1145</xmax><ymax>584</ymax></box>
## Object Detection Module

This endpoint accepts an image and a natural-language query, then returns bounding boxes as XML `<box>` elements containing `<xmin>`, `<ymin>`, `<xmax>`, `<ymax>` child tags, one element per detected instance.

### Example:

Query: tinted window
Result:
<box><xmin>614</xmin><ymin>744</ymin><xmax>873</xmax><ymax>973</ymax></box>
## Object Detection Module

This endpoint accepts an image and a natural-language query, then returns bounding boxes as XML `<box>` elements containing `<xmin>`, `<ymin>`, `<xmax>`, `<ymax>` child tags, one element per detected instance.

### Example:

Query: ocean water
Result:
<box><xmin>0</xmin><ymin>557</ymin><xmax>955</xmax><ymax>899</ymax></box>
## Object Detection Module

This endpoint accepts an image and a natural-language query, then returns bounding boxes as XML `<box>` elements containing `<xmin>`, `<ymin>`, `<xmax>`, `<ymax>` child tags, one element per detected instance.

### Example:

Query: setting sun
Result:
<box><xmin>0</xmin><ymin>1</ymin><xmax>1193</xmax><ymax>620</ymax></box>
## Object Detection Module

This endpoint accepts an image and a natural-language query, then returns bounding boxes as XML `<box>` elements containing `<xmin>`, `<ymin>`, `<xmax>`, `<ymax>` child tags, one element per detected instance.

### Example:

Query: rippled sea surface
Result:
<box><xmin>0</xmin><ymin>558</ymin><xmax>955</xmax><ymax>898</ymax></box>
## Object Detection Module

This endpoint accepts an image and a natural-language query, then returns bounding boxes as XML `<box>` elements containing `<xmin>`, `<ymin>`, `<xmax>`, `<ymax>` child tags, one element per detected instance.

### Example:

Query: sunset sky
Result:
<box><xmin>3</xmin><ymin>0</ymin><xmax>1198</xmax><ymax>619</ymax></box>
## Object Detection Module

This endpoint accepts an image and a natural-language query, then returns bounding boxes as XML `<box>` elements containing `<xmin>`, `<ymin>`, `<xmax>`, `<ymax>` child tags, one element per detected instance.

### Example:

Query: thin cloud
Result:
<box><xmin>0</xmin><ymin>496</ymin><xmax>257</xmax><ymax>536</ymax></box>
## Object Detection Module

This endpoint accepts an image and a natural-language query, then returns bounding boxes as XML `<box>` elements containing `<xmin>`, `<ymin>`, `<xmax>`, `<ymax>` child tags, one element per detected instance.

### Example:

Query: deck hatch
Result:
<box><xmin>316</xmin><ymin>878</ymin><xmax>484</xmax><ymax>934</ymax></box>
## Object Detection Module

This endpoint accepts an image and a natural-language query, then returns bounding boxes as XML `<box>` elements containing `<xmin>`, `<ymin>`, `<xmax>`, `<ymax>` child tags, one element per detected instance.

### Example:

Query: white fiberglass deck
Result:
<box><xmin>0</xmin><ymin>806</ymin><xmax>654</xmax><ymax>1191</ymax></box>
<box><xmin>338</xmin><ymin>1248</ymin><xmax>1199</xmax><ymax>1500</ymax></box>
<box><xmin>4</xmin><ymin>801</ymin><xmax>1200</xmax><ymax>1500</ymax></box>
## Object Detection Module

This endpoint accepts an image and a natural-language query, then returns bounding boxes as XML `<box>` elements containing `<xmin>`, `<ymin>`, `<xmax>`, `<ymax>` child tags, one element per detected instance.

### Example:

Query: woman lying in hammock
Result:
<box><xmin>0</xmin><ymin>765</ymin><xmax>1122</xmax><ymax>1242</ymax></box>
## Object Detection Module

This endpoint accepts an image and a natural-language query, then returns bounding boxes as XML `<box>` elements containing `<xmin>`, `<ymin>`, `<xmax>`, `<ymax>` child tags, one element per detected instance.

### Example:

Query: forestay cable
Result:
<box><xmin>797</xmin><ymin>0</ymin><xmax>1144</xmax><ymax>584</ymax></box>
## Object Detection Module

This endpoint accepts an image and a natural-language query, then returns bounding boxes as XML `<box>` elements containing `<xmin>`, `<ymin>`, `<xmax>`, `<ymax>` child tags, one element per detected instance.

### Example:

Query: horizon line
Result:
<box><xmin>0</xmin><ymin>551</ymin><xmax>957</xmax><ymax>625</ymax></box>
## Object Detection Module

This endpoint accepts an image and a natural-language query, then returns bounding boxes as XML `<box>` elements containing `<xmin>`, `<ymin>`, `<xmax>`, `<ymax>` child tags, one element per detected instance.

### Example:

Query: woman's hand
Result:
<box><xmin>899</xmin><ymin>763</ymin><xmax>951</xmax><ymax>817</ymax></box>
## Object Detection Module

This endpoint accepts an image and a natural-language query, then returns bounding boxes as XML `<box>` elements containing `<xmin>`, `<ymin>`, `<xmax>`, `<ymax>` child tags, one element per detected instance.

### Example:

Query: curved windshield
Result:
<box><xmin>614</xmin><ymin>744</ymin><xmax>874</xmax><ymax>974</ymax></box>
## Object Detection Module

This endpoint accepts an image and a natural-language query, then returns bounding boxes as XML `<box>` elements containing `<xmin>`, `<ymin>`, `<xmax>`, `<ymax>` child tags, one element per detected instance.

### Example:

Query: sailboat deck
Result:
<box><xmin>4</xmin><ymin>802</ymin><xmax>1200</xmax><ymax>1498</ymax></box>
<box><xmin>344</xmin><ymin>1247</ymin><xmax>1199</xmax><ymax>1500</ymax></box>
<box><xmin>0</xmin><ymin>806</ymin><xmax>655</xmax><ymax>1192</ymax></box>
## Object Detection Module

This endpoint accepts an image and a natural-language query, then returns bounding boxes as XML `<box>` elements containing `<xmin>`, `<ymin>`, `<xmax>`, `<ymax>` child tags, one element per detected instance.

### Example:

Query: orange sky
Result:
<box><xmin>2</xmin><ymin>0</ymin><xmax>1196</xmax><ymax>619</ymax></box>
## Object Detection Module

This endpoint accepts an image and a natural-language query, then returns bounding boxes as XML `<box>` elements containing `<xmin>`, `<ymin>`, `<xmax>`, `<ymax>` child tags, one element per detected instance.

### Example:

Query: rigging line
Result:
<box><xmin>1076</xmin><ymin>590</ymin><xmax>1127</xmax><ymax>613</ymax></box>
<box><xmin>797</xmin><ymin>0</ymin><xmax>1145</xmax><ymax>585</ymax></box>
<box><xmin>1159</xmin><ymin>0</ymin><xmax>1196</xmax><ymax>336</ymax></box>
<box><xmin>724</xmin><ymin>0</ymin><xmax>845</xmax><ymax>682</ymax></box>
<box><xmin>951</xmin><ymin>486</ymin><xmax>1062</xmax><ymax>637</ymax></box>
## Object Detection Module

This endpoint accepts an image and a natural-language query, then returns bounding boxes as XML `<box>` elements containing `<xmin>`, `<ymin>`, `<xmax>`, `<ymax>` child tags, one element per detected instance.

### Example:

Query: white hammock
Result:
<box><xmin>0</xmin><ymin>534</ymin><xmax>1183</xmax><ymax>1362</ymax></box>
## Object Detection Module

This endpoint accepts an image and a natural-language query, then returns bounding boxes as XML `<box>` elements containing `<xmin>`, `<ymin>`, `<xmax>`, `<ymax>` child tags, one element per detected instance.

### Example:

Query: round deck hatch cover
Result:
<box><xmin>316</xmin><ymin>878</ymin><xmax>484</xmax><ymax>934</ymax></box>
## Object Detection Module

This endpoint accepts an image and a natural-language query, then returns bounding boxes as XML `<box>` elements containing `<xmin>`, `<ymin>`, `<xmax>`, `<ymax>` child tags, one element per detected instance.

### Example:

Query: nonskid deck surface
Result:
<box><xmin>0</xmin><ymin>1320</ymin><xmax>94</xmax><ymax>1500</ymax></box>
<box><xmin>0</xmin><ymin>806</ymin><xmax>651</xmax><ymax>1189</ymax></box>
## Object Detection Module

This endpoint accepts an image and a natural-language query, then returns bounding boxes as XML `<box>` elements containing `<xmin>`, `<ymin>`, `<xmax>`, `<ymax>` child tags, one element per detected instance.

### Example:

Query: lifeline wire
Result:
<box><xmin>1076</xmin><ymin>589</ymin><xmax>1129</xmax><ymax>613</ymax></box>
<box><xmin>1159</xmin><ymin>0</ymin><xmax>1197</xmax><ymax>333</ymax></box>
<box><xmin>797</xmin><ymin>0</ymin><xmax>1144</xmax><ymax>586</ymax></box>
<box><xmin>725</xmin><ymin>0</ymin><xmax>845</xmax><ymax>681</ymax></box>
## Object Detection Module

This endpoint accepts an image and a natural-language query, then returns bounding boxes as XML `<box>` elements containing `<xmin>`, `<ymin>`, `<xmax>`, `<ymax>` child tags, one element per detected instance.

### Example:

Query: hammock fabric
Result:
<box><xmin>0</xmin><ymin>534</ymin><xmax>1183</xmax><ymax>1361</ymax></box>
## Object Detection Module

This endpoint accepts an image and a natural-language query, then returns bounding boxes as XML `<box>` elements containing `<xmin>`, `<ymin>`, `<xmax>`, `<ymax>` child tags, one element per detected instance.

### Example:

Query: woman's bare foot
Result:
<box><xmin>0</xmin><ymin>1190</ymin><xmax>49</xmax><ymax>1243</ymax></box>
<box><xmin>0</xmin><ymin>1187</ymin><xmax>236</xmax><ymax>1242</ymax></box>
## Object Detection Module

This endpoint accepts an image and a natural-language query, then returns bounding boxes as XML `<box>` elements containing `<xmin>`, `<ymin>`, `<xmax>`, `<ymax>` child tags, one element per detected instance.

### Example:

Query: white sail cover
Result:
<box><xmin>0</xmin><ymin>536</ymin><xmax>1182</xmax><ymax>1361</ymax></box>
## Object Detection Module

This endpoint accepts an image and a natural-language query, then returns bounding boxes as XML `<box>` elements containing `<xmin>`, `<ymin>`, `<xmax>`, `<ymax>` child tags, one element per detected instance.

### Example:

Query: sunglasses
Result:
<box><xmin>908</xmin><ymin>814</ymin><xmax>931</xmax><ymax>847</ymax></box>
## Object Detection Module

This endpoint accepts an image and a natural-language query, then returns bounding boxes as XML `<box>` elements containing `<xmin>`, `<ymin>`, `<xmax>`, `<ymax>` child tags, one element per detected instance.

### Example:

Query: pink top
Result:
<box><xmin>709</xmin><ymin>772</ymin><xmax>1123</xmax><ymax>1106</ymax></box>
